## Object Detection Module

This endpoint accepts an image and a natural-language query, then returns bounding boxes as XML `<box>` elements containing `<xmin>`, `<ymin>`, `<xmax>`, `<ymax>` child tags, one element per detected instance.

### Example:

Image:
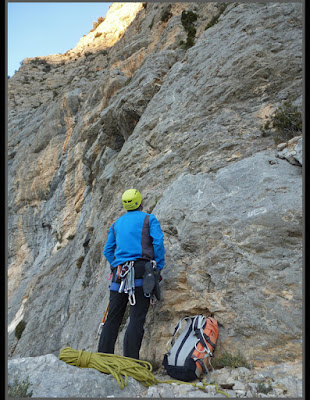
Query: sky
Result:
<box><xmin>7</xmin><ymin>2</ymin><xmax>113</xmax><ymax>77</ymax></box>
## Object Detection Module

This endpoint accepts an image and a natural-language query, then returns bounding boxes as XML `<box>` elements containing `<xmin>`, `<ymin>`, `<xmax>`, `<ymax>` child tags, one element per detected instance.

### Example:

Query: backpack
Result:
<box><xmin>162</xmin><ymin>315</ymin><xmax>219</xmax><ymax>381</ymax></box>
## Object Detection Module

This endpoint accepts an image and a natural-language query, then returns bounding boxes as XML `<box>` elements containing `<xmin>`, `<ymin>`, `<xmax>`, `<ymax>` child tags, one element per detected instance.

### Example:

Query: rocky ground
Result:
<box><xmin>8</xmin><ymin>353</ymin><xmax>303</xmax><ymax>398</ymax></box>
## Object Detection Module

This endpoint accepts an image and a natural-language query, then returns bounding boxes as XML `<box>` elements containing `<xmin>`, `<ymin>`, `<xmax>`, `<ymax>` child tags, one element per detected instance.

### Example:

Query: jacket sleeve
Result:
<box><xmin>149</xmin><ymin>215</ymin><xmax>165</xmax><ymax>270</ymax></box>
<box><xmin>103</xmin><ymin>223</ymin><xmax>116</xmax><ymax>266</ymax></box>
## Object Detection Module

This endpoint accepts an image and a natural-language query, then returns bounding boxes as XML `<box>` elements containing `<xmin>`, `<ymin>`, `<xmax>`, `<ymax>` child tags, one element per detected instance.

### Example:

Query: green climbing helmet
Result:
<box><xmin>122</xmin><ymin>189</ymin><xmax>142</xmax><ymax>211</ymax></box>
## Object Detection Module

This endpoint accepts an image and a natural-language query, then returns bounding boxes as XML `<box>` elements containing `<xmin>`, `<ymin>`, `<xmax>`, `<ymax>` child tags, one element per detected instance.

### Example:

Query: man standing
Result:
<box><xmin>98</xmin><ymin>189</ymin><xmax>165</xmax><ymax>359</ymax></box>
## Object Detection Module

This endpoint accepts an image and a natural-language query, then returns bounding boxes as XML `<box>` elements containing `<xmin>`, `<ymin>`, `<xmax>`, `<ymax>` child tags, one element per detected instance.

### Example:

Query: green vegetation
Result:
<box><xmin>205</xmin><ymin>3</ymin><xmax>228</xmax><ymax>30</ymax></box>
<box><xmin>15</xmin><ymin>320</ymin><xmax>26</xmax><ymax>340</ymax></box>
<box><xmin>260</xmin><ymin>100</ymin><xmax>302</xmax><ymax>144</ymax></box>
<box><xmin>43</xmin><ymin>64</ymin><xmax>51</xmax><ymax>73</ymax></box>
<box><xmin>30</xmin><ymin>58</ymin><xmax>48</xmax><ymax>65</ymax></box>
<box><xmin>257</xmin><ymin>382</ymin><xmax>273</xmax><ymax>394</ymax></box>
<box><xmin>161</xmin><ymin>6</ymin><xmax>172</xmax><ymax>23</ymax></box>
<box><xmin>180</xmin><ymin>10</ymin><xmax>198</xmax><ymax>49</ymax></box>
<box><xmin>98</xmin><ymin>49</ymin><xmax>108</xmax><ymax>57</ymax></box>
<box><xmin>82</xmin><ymin>280</ymin><xmax>89</xmax><ymax>289</ymax></box>
<box><xmin>76</xmin><ymin>256</ymin><xmax>85</xmax><ymax>269</ymax></box>
<box><xmin>212</xmin><ymin>351</ymin><xmax>251</xmax><ymax>369</ymax></box>
<box><xmin>8</xmin><ymin>377</ymin><xmax>33</xmax><ymax>398</ymax></box>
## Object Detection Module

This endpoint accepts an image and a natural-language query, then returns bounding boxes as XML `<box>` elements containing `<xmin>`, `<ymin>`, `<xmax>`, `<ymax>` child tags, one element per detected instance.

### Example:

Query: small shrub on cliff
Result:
<box><xmin>212</xmin><ymin>350</ymin><xmax>251</xmax><ymax>369</ymax></box>
<box><xmin>180</xmin><ymin>10</ymin><xmax>198</xmax><ymax>50</ymax></box>
<box><xmin>161</xmin><ymin>6</ymin><xmax>172</xmax><ymax>23</ymax></box>
<box><xmin>205</xmin><ymin>3</ymin><xmax>228</xmax><ymax>30</ymax></box>
<box><xmin>8</xmin><ymin>377</ymin><xmax>33</xmax><ymax>397</ymax></box>
<box><xmin>98</xmin><ymin>49</ymin><xmax>108</xmax><ymax>56</ymax></box>
<box><xmin>67</xmin><ymin>234</ymin><xmax>75</xmax><ymax>241</ymax></box>
<box><xmin>85</xmin><ymin>51</ymin><xmax>95</xmax><ymax>59</ymax></box>
<box><xmin>91</xmin><ymin>16</ymin><xmax>105</xmax><ymax>32</ymax></box>
<box><xmin>15</xmin><ymin>320</ymin><xmax>26</xmax><ymax>340</ymax></box>
<box><xmin>30</xmin><ymin>57</ymin><xmax>47</xmax><ymax>65</ymax></box>
<box><xmin>76</xmin><ymin>256</ymin><xmax>85</xmax><ymax>269</ymax></box>
<box><xmin>260</xmin><ymin>100</ymin><xmax>302</xmax><ymax>144</ymax></box>
<box><xmin>43</xmin><ymin>64</ymin><xmax>51</xmax><ymax>72</ymax></box>
<box><xmin>257</xmin><ymin>382</ymin><xmax>273</xmax><ymax>394</ymax></box>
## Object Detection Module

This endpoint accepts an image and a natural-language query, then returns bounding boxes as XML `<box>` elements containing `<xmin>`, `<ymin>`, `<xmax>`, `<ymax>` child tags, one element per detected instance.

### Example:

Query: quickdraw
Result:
<box><xmin>118</xmin><ymin>261</ymin><xmax>136</xmax><ymax>305</ymax></box>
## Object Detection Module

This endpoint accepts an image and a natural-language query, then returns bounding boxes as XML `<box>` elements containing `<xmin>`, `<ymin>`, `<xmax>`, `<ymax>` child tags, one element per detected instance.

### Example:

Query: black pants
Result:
<box><xmin>98</xmin><ymin>261</ymin><xmax>150</xmax><ymax>359</ymax></box>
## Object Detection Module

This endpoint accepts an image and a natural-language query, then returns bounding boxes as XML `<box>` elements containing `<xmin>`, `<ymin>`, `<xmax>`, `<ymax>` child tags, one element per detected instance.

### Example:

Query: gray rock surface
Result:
<box><xmin>8</xmin><ymin>0</ymin><xmax>302</xmax><ymax>379</ymax></box>
<box><xmin>8</xmin><ymin>354</ymin><xmax>142</xmax><ymax>398</ymax></box>
<box><xmin>277</xmin><ymin>136</ymin><xmax>302</xmax><ymax>165</ymax></box>
<box><xmin>8</xmin><ymin>354</ymin><xmax>302</xmax><ymax>398</ymax></box>
<box><xmin>143</xmin><ymin>150</ymin><xmax>302</xmax><ymax>365</ymax></box>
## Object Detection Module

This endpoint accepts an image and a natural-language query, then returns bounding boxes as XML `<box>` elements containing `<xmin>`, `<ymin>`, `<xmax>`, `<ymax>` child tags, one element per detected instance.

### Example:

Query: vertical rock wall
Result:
<box><xmin>8</xmin><ymin>2</ymin><xmax>303</xmax><ymax>367</ymax></box>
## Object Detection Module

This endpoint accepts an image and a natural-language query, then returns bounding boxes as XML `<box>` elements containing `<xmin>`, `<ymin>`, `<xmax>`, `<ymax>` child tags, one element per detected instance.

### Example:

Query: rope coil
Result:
<box><xmin>59</xmin><ymin>347</ymin><xmax>230</xmax><ymax>396</ymax></box>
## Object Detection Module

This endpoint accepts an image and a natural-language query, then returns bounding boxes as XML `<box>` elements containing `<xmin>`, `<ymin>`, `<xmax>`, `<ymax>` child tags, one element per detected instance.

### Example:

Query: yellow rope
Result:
<box><xmin>59</xmin><ymin>347</ymin><xmax>230</xmax><ymax>397</ymax></box>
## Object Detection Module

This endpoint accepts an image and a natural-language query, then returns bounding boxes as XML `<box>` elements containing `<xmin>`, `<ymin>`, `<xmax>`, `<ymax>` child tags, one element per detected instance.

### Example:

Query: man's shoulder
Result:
<box><xmin>112</xmin><ymin>212</ymin><xmax>126</xmax><ymax>226</ymax></box>
<box><xmin>116</xmin><ymin>210</ymin><xmax>157</xmax><ymax>221</ymax></box>
<box><xmin>141</xmin><ymin>211</ymin><xmax>157</xmax><ymax>219</ymax></box>
<box><xmin>145</xmin><ymin>212</ymin><xmax>159</xmax><ymax>223</ymax></box>
<box><xmin>115</xmin><ymin>210</ymin><xmax>149</xmax><ymax>222</ymax></box>
<box><xmin>136</xmin><ymin>211</ymin><xmax>155</xmax><ymax>221</ymax></box>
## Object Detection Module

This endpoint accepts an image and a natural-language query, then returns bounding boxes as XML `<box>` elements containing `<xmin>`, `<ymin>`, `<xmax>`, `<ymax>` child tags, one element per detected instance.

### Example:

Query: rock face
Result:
<box><xmin>8</xmin><ymin>0</ymin><xmax>302</xmax><ymax>372</ymax></box>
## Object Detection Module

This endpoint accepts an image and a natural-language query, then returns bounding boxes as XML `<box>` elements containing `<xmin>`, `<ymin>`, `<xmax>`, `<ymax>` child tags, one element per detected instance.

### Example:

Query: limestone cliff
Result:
<box><xmin>8</xmin><ymin>1</ymin><xmax>303</xmax><ymax>369</ymax></box>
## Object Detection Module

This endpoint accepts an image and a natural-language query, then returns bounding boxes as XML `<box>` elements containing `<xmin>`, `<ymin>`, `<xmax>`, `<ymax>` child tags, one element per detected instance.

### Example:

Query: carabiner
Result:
<box><xmin>129</xmin><ymin>293</ymin><xmax>136</xmax><ymax>306</ymax></box>
<box><xmin>120</xmin><ymin>266</ymin><xmax>129</xmax><ymax>278</ymax></box>
<box><xmin>118</xmin><ymin>280</ymin><xmax>125</xmax><ymax>293</ymax></box>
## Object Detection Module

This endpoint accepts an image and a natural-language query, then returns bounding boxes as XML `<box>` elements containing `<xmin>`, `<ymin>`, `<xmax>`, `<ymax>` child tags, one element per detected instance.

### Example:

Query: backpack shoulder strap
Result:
<box><xmin>166</xmin><ymin>316</ymin><xmax>192</xmax><ymax>350</ymax></box>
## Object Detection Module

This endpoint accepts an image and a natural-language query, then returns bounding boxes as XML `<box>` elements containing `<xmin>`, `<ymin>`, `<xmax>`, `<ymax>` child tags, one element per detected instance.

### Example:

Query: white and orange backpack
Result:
<box><xmin>163</xmin><ymin>315</ymin><xmax>219</xmax><ymax>381</ymax></box>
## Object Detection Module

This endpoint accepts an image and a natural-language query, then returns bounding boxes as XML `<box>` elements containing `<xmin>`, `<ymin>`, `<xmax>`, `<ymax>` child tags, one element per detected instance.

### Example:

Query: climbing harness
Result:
<box><xmin>58</xmin><ymin>347</ymin><xmax>230</xmax><ymax>397</ymax></box>
<box><xmin>98</xmin><ymin>260</ymin><xmax>161</xmax><ymax>336</ymax></box>
<box><xmin>118</xmin><ymin>261</ymin><xmax>136</xmax><ymax>305</ymax></box>
<box><xmin>109</xmin><ymin>260</ymin><xmax>160</xmax><ymax>306</ymax></box>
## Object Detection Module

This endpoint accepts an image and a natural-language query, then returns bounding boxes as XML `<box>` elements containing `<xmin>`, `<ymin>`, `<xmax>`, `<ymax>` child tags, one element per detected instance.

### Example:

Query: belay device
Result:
<box><xmin>163</xmin><ymin>315</ymin><xmax>219</xmax><ymax>381</ymax></box>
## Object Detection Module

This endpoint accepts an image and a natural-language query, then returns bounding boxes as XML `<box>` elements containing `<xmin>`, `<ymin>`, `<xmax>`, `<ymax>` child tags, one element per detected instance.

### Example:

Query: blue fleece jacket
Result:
<box><xmin>103</xmin><ymin>210</ymin><xmax>165</xmax><ymax>270</ymax></box>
